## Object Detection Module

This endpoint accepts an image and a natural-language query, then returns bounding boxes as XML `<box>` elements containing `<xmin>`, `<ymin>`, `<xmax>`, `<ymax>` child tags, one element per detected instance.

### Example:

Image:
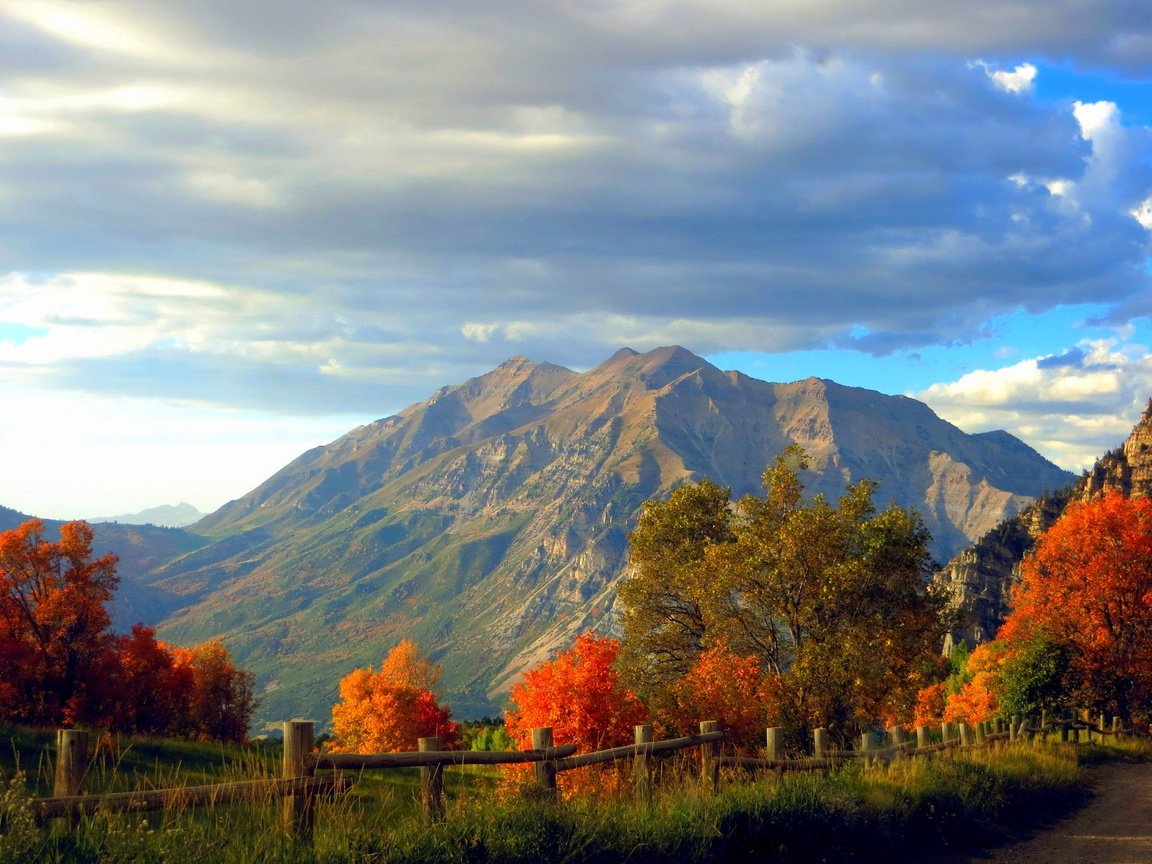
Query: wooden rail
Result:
<box><xmin>25</xmin><ymin>711</ymin><xmax>1141</xmax><ymax>850</ymax></box>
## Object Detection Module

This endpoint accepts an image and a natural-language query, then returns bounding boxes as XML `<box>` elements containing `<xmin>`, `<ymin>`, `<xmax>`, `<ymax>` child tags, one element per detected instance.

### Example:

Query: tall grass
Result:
<box><xmin>3</xmin><ymin>733</ymin><xmax>1134</xmax><ymax>864</ymax></box>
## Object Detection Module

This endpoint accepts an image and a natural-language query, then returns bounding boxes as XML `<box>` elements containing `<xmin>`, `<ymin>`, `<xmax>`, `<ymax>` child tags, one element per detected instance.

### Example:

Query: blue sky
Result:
<box><xmin>0</xmin><ymin>2</ymin><xmax>1150</xmax><ymax>519</ymax></box>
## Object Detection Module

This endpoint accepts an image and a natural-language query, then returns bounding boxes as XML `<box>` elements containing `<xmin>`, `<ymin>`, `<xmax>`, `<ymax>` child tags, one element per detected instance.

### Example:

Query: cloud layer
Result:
<box><xmin>0</xmin><ymin>1</ymin><xmax>1149</xmax><ymax>501</ymax></box>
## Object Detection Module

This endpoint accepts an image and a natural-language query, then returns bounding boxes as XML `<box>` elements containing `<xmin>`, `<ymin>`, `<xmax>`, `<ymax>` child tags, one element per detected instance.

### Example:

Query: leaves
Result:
<box><xmin>619</xmin><ymin>448</ymin><xmax>946</xmax><ymax>741</ymax></box>
<box><xmin>331</xmin><ymin>640</ymin><xmax>460</xmax><ymax>752</ymax></box>
<box><xmin>999</xmin><ymin>491</ymin><xmax>1152</xmax><ymax>720</ymax></box>
<box><xmin>505</xmin><ymin>632</ymin><xmax>646</xmax><ymax>753</ymax></box>
<box><xmin>0</xmin><ymin>519</ymin><xmax>255</xmax><ymax>740</ymax></box>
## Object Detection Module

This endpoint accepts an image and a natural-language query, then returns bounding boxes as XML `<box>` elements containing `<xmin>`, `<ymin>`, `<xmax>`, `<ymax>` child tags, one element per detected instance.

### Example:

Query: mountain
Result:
<box><xmin>140</xmin><ymin>347</ymin><xmax>1072</xmax><ymax>725</ymax></box>
<box><xmin>935</xmin><ymin>398</ymin><xmax>1152</xmax><ymax>648</ymax></box>
<box><xmin>89</xmin><ymin>502</ymin><xmax>206</xmax><ymax>529</ymax></box>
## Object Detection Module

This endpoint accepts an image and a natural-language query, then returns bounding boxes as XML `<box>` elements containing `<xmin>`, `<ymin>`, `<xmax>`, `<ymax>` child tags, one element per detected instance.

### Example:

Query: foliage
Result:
<box><xmin>942</xmin><ymin>641</ymin><xmax>1007</xmax><ymax>725</ymax></box>
<box><xmin>173</xmin><ymin>641</ymin><xmax>258</xmax><ymax>743</ymax></box>
<box><xmin>505</xmin><ymin>633</ymin><xmax>646</xmax><ymax>756</ymax></box>
<box><xmin>619</xmin><ymin>446</ymin><xmax>946</xmax><ymax>741</ymax></box>
<box><xmin>996</xmin><ymin>634</ymin><xmax>1076</xmax><ymax>720</ymax></box>
<box><xmin>0</xmin><ymin>519</ymin><xmax>118</xmax><ymax>726</ymax></box>
<box><xmin>1000</xmin><ymin>491</ymin><xmax>1152</xmax><ymax>720</ymax></box>
<box><xmin>331</xmin><ymin>640</ymin><xmax>461</xmax><ymax>752</ymax></box>
<box><xmin>666</xmin><ymin>641</ymin><xmax>779</xmax><ymax>749</ymax></box>
<box><xmin>0</xmin><ymin>520</ymin><xmax>255</xmax><ymax>741</ymax></box>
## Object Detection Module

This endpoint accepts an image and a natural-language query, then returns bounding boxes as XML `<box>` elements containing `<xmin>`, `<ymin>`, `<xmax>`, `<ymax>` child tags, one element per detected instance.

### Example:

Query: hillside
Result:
<box><xmin>935</xmin><ymin>398</ymin><xmax>1152</xmax><ymax>648</ymax></box>
<box><xmin>136</xmin><ymin>346</ymin><xmax>1071</xmax><ymax>725</ymax></box>
<box><xmin>0</xmin><ymin>505</ymin><xmax>205</xmax><ymax>630</ymax></box>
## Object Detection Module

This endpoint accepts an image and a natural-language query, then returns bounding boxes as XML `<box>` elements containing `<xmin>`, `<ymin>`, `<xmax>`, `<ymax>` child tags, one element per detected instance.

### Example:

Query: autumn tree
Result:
<box><xmin>619</xmin><ymin>447</ymin><xmax>946</xmax><ymax>742</ymax></box>
<box><xmin>105</xmin><ymin>624</ymin><xmax>196</xmax><ymax>736</ymax></box>
<box><xmin>667</xmin><ymin>641</ymin><xmax>778</xmax><ymax>749</ymax></box>
<box><xmin>331</xmin><ymin>640</ymin><xmax>460</xmax><ymax>752</ymax></box>
<box><xmin>176</xmin><ymin>641</ymin><xmax>257</xmax><ymax>743</ymax></box>
<box><xmin>998</xmin><ymin>491</ymin><xmax>1152</xmax><ymax>720</ymax></box>
<box><xmin>0</xmin><ymin>519</ymin><xmax>118</xmax><ymax>725</ymax></box>
<box><xmin>505</xmin><ymin>632</ymin><xmax>646</xmax><ymax>754</ymax></box>
<box><xmin>0</xmin><ymin>519</ymin><xmax>257</xmax><ymax>740</ymax></box>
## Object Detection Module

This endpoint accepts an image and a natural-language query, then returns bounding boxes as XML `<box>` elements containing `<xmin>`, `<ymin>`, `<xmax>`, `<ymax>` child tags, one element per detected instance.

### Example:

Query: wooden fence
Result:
<box><xmin>25</xmin><ymin>712</ymin><xmax>1134</xmax><ymax>848</ymax></box>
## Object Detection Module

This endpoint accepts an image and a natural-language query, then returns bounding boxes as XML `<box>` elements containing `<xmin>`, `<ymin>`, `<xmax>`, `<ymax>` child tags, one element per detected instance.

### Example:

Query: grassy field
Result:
<box><xmin>2</xmin><ymin>726</ymin><xmax>1144</xmax><ymax>864</ymax></box>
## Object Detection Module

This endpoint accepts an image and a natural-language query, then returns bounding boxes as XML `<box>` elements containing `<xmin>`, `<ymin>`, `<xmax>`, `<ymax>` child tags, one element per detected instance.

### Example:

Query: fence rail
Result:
<box><xmin>24</xmin><ymin>711</ymin><xmax>1139</xmax><ymax>849</ymax></box>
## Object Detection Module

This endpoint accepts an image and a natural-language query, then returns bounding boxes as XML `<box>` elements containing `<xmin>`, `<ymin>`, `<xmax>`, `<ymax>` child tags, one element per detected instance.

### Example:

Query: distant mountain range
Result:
<box><xmin>88</xmin><ymin>502</ymin><xmax>206</xmax><ymax>528</ymax></box>
<box><xmin>3</xmin><ymin>347</ymin><xmax>1081</xmax><ymax>726</ymax></box>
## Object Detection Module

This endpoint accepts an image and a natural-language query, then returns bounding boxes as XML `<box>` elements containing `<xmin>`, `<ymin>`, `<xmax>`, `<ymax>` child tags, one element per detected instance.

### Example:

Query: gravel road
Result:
<box><xmin>959</xmin><ymin>761</ymin><xmax>1152</xmax><ymax>864</ymax></box>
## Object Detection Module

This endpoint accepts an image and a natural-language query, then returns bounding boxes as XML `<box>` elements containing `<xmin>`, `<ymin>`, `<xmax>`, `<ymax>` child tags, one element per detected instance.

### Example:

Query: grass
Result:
<box><xmin>3</xmin><ymin>729</ymin><xmax>1145</xmax><ymax>864</ymax></box>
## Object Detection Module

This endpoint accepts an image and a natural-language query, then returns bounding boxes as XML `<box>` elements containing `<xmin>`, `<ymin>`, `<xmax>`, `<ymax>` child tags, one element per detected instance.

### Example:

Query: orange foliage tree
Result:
<box><xmin>331</xmin><ymin>640</ymin><xmax>460</xmax><ymax>752</ymax></box>
<box><xmin>505</xmin><ymin>632</ymin><xmax>647</xmax><ymax>754</ymax></box>
<box><xmin>0</xmin><ymin>519</ymin><xmax>118</xmax><ymax>725</ymax></box>
<box><xmin>999</xmin><ymin>491</ymin><xmax>1152</xmax><ymax>720</ymax></box>
<box><xmin>665</xmin><ymin>641</ymin><xmax>777</xmax><ymax>749</ymax></box>
<box><xmin>0</xmin><ymin>519</ymin><xmax>256</xmax><ymax>740</ymax></box>
<box><xmin>942</xmin><ymin>641</ymin><xmax>1008</xmax><ymax>725</ymax></box>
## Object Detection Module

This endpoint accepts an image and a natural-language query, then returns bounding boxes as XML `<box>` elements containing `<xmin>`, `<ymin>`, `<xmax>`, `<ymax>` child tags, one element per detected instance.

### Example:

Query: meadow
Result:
<box><xmin>3</xmin><ymin>723</ymin><xmax>1135</xmax><ymax>864</ymax></box>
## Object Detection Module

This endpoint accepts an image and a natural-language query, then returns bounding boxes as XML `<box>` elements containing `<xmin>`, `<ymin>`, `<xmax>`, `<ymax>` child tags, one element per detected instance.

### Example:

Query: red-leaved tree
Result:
<box><xmin>0</xmin><ymin>519</ymin><xmax>118</xmax><ymax>725</ymax></box>
<box><xmin>505</xmin><ymin>632</ymin><xmax>647</xmax><ymax>753</ymax></box>
<box><xmin>0</xmin><ymin>519</ymin><xmax>257</xmax><ymax>741</ymax></box>
<box><xmin>999</xmin><ymin>491</ymin><xmax>1152</xmax><ymax>721</ymax></box>
<box><xmin>665</xmin><ymin>640</ymin><xmax>776</xmax><ymax>749</ymax></box>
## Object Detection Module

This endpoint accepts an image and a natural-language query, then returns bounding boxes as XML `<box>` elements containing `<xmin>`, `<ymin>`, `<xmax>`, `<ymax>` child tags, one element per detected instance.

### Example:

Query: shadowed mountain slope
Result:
<box><xmin>935</xmin><ymin>398</ymin><xmax>1152</xmax><ymax>647</ymax></box>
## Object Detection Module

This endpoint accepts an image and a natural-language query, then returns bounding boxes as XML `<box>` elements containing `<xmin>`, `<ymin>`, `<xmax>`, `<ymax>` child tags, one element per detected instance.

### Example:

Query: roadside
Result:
<box><xmin>957</xmin><ymin>761</ymin><xmax>1152</xmax><ymax>864</ymax></box>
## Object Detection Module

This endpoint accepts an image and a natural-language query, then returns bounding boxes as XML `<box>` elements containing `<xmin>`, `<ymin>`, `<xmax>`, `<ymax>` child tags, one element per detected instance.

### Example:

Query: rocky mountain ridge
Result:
<box><xmin>134</xmin><ymin>346</ymin><xmax>1072</xmax><ymax>724</ymax></box>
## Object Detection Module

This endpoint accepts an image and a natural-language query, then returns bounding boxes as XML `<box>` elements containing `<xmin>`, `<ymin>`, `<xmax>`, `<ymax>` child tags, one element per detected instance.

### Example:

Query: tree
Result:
<box><xmin>998</xmin><ymin>491</ymin><xmax>1152</xmax><ymax>720</ymax></box>
<box><xmin>667</xmin><ymin>640</ymin><xmax>778</xmax><ymax>749</ymax></box>
<box><xmin>0</xmin><ymin>520</ymin><xmax>118</xmax><ymax>725</ymax></box>
<box><xmin>619</xmin><ymin>447</ymin><xmax>946</xmax><ymax>741</ymax></box>
<box><xmin>0</xmin><ymin>519</ymin><xmax>257</xmax><ymax>739</ymax></box>
<box><xmin>996</xmin><ymin>634</ymin><xmax>1075</xmax><ymax>721</ymax></box>
<box><xmin>505</xmin><ymin>632</ymin><xmax>646</xmax><ymax>754</ymax></box>
<box><xmin>106</xmin><ymin>624</ymin><xmax>196</xmax><ymax>736</ymax></box>
<box><xmin>331</xmin><ymin>640</ymin><xmax>460</xmax><ymax>752</ymax></box>
<box><xmin>180</xmin><ymin>641</ymin><xmax>257</xmax><ymax>743</ymax></box>
<box><xmin>617</xmin><ymin>478</ymin><xmax>734</xmax><ymax>693</ymax></box>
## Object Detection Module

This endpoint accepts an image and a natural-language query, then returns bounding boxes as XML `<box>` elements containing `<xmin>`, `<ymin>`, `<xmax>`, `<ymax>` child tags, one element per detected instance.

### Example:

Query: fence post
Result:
<box><xmin>813</xmin><ymin>727</ymin><xmax>827</xmax><ymax>759</ymax></box>
<box><xmin>634</xmin><ymin>724</ymin><xmax>653</xmax><ymax>804</ymax></box>
<box><xmin>530</xmin><ymin>727</ymin><xmax>557</xmax><ymax>794</ymax></box>
<box><xmin>283</xmin><ymin>720</ymin><xmax>315</xmax><ymax>846</ymax></box>
<box><xmin>54</xmin><ymin>729</ymin><xmax>91</xmax><ymax>799</ymax></box>
<box><xmin>959</xmin><ymin>722</ymin><xmax>971</xmax><ymax>747</ymax></box>
<box><xmin>418</xmin><ymin>737</ymin><xmax>445</xmax><ymax>821</ymax></box>
<box><xmin>941</xmin><ymin>722</ymin><xmax>953</xmax><ymax>747</ymax></box>
<box><xmin>765</xmin><ymin>727</ymin><xmax>783</xmax><ymax>762</ymax></box>
<box><xmin>889</xmin><ymin>726</ymin><xmax>904</xmax><ymax>761</ymax></box>
<box><xmin>699</xmin><ymin>720</ymin><xmax>719</xmax><ymax>792</ymax></box>
<box><xmin>1113</xmin><ymin>716</ymin><xmax>1122</xmax><ymax>739</ymax></box>
<box><xmin>915</xmin><ymin>726</ymin><xmax>927</xmax><ymax>751</ymax></box>
<box><xmin>1010</xmin><ymin>716</ymin><xmax>1018</xmax><ymax>742</ymax></box>
<box><xmin>860</xmin><ymin>731</ymin><xmax>873</xmax><ymax>769</ymax></box>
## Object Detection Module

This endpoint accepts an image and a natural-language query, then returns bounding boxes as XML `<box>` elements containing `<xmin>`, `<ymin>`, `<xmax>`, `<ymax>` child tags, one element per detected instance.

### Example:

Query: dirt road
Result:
<box><xmin>962</xmin><ymin>761</ymin><xmax>1152</xmax><ymax>864</ymax></box>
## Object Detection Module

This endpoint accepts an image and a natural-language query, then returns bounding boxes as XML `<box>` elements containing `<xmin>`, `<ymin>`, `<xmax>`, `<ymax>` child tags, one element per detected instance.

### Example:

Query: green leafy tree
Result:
<box><xmin>619</xmin><ymin>446</ymin><xmax>946</xmax><ymax>741</ymax></box>
<box><xmin>996</xmin><ymin>633</ymin><xmax>1075</xmax><ymax>720</ymax></box>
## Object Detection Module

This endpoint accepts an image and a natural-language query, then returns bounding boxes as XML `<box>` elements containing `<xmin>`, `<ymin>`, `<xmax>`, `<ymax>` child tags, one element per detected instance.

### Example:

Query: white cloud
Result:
<box><xmin>916</xmin><ymin>340</ymin><xmax>1152</xmax><ymax>470</ymax></box>
<box><xmin>986</xmin><ymin>62</ymin><xmax>1037</xmax><ymax>94</ymax></box>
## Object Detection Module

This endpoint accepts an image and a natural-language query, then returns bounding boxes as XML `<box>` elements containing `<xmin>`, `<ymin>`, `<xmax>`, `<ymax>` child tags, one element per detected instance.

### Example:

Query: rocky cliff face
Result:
<box><xmin>935</xmin><ymin>399</ymin><xmax>1152</xmax><ymax>649</ymax></box>
<box><xmin>143</xmin><ymin>347</ymin><xmax>1072</xmax><ymax>724</ymax></box>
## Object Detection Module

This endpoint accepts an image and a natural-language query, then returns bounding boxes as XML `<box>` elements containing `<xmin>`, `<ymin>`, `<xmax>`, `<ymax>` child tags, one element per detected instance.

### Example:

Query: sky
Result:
<box><xmin>1</xmin><ymin>0</ymin><xmax>1151</xmax><ymax>520</ymax></box>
